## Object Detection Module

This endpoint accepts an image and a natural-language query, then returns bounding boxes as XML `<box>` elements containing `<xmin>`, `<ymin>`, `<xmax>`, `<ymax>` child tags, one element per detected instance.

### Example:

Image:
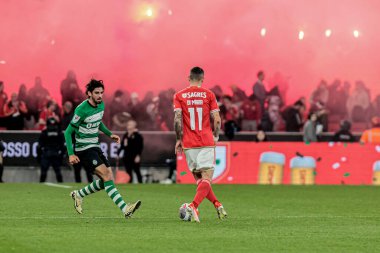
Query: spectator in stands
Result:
<box><xmin>310</xmin><ymin>80</ymin><xmax>329</xmax><ymax>106</ymax></box>
<box><xmin>360</xmin><ymin>116</ymin><xmax>380</xmax><ymax>144</ymax></box>
<box><xmin>231</xmin><ymin>85</ymin><xmax>247</xmax><ymax>105</ymax></box>
<box><xmin>240</xmin><ymin>94</ymin><xmax>261</xmax><ymax>131</ymax></box>
<box><xmin>146</xmin><ymin>96</ymin><xmax>160</xmax><ymax>130</ymax></box>
<box><xmin>326</xmin><ymin>79</ymin><xmax>341</xmax><ymax>115</ymax></box>
<box><xmin>347</xmin><ymin>81</ymin><xmax>371</xmax><ymax>122</ymax></box>
<box><xmin>158</xmin><ymin>89</ymin><xmax>175</xmax><ymax>131</ymax></box>
<box><xmin>303</xmin><ymin>113</ymin><xmax>318</xmax><ymax>143</ymax></box>
<box><xmin>109</xmin><ymin>90</ymin><xmax>127</xmax><ymax>130</ymax></box>
<box><xmin>220</xmin><ymin>95</ymin><xmax>240</xmax><ymax>139</ymax></box>
<box><xmin>282</xmin><ymin>100</ymin><xmax>305</xmax><ymax>132</ymax></box>
<box><xmin>332</xmin><ymin>120</ymin><xmax>355</xmax><ymax>142</ymax></box>
<box><xmin>210</xmin><ymin>85</ymin><xmax>224</xmax><ymax>101</ymax></box>
<box><xmin>0</xmin><ymin>81</ymin><xmax>8</xmax><ymax>129</ymax></box>
<box><xmin>60</xmin><ymin>70</ymin><xmax>84</xmax><ymax>107</ymax></box>
<box><xmin>61</xmin><ymin>101</ymin><xmax>74</xmax><ymax>130</ymax></box>
<box><xmin>334</xmin><ymin>81</ymin><xmax>351</xmax><ymax>118</ymax></box>
<box><xmin>255</xmin><ymin>125</ymin><xmax>268</xmax><ymax>142</ymax></box>
<box><xmin>3</xmin><ymin>93</ymin><xmax>28</xmax><ymax>130</ymax></box>
<box><xmin>38</xmin><ymin>117</ymin><xmax>64</xmax><ymax>183</ymax></box>
<box><xmin>118</xmin><ymin>120</ymin><xmax>144</xmax><ymax>183</ymax></box>
<box><xmin>310</xmin><ymin>100</ymin><xmax>329</xmax><ymax>132</ymax></box>
<box><xmin>0</xmin><ymin>139</ymin><xmax>4</xmax><ymax>183</ymax></box>
<box><xmin>253</xmin><ymin>71</ymin><xmax>267</xmax><ymax>111</ymax></box>
<box><xmin>38</xmin><ymin>100</ymin><xmax>60</xmax><ymax>130</ymax></box>
<box><xmin>28</xmin><ymin>76</ymin><xmax>50</xmax><ymax>122</ymax></box>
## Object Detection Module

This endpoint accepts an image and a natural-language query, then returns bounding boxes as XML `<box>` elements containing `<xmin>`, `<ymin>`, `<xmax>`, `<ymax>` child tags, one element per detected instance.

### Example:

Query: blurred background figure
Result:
<box><xmin>38</xmin><ymin>100</ymin><xmax>60</xmax><ymax>130</ymax></box>
<box><xmin>240</xmin><ymin>94</ymin><xmax>261</xmax><ymax>131</ymax></box>
<box><xmin>60</xmin><ymin>70</ymin><xmax>84</xmax><ymax>108</ymax></box>
<box><xmin>253</xmin><ymin>71</ymin><xmax>267</xmax><ymax>111</ymax></box>
<box><xmin>0</xmin><ymin>139</ymin><xmax>4</xmax><ymax>183</ymax></box>
<box><xmin>0</xmin><ymin>81</ymin><xmax>9</xmax><ymax>129</ymax></box>
<box><xmin>118</xmin><ymin>120</ymin><xmax>144</xmax><ymax>183</ymax></box>
<box><xmin>360</xmin><ymin>116</ymin><xmax>380</xmax><ymax>144</ymax></box>
<box><xmin>303</xmin><ymin>112</ymin><xmax>318</xmax><ymax>143</ymax></box>
<box><xmin>332</xmin><ymin>120</ymin><xmax>355</xmax><ymax>142</ymax></box>
<box><xmin>255</xmin><ymin>125</ymin><xmax>268</xmax><ymax>142</ymax></box>
<box><xmin>348</xmin><ymin>81</ymin><xmax>371</xmax><ymax>122</ymax></box>
<box><xmin>282</xmin><ymin>100</ymin><xmax>305</xmax><ymax>132</ymax></box>
<box><xmin>28</xmin><ymin>76</ymin><xmax>50</xmax><ymax>122</ymax></box>
<box><xmin>38</xmin><ymin>117</ymin><xmax>65</xmax><ymax>183</ymax></box>
<box><xmin>3</xmin><ymin>93</ymin><xmax>28</xmax><ymax>130</ymax></box>
<box><xmin>61</xmin><ymin>101</ymin><xmax>74</xmax><ymax>130</ymax></box>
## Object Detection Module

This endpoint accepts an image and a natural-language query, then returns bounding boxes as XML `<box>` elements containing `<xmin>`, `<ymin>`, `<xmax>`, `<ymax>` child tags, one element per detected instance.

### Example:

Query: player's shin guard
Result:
<box><xmin>104</xmin><ymin>180</ymin><xmax>128</xmax><ymax>213</ymax></box>
<box><xmin>192</xmin><ymin>179</ymin><xmax>211</xmax><ymax>208</ymax></box>
<box><xmin>77</xmin><ymin>179</ymin><xmax>104</xmax><ymax>198</ymax></box>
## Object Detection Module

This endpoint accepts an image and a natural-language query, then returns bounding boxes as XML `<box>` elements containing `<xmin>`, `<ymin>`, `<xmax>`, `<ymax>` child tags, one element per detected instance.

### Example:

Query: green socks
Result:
<box><xmin>104</xmin><ymin>180</ymin><xmax>127</xmax><ymax>213</ymax></box>
<box><xmin>78</xmin><ymin>179</ymin><xmax>104</xmax><ymax>198</ymax></box>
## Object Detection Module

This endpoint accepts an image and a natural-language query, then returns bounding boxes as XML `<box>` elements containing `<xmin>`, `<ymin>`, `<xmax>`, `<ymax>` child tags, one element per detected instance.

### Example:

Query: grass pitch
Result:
<box><xmin>0</xmin><ymin>184</ymin><xmax>379</xmax><ymax>253</ymax></box>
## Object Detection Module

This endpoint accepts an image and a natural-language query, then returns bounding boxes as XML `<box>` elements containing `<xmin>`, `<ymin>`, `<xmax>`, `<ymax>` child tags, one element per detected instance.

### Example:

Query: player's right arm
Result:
<box><xmin>173</xmin><ymin>93</ymin><xmax>183</xmax><ymax>154</ymax></box>
<box><xmin>64</xmin><ymin>109</ymin><xmax>83</xmax><ymax>164</ymax></box>
<box><xmin>211</xmin><ymin>111</ymin><xmax>221</xmax><ymax>143</ymax></box>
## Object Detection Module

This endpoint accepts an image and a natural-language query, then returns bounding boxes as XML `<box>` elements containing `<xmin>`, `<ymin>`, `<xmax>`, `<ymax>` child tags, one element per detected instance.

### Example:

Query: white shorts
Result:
<box><xmin>184</xmin><ymin>147</ymin><xmax>215</xmax><ymax>172</ymax></box>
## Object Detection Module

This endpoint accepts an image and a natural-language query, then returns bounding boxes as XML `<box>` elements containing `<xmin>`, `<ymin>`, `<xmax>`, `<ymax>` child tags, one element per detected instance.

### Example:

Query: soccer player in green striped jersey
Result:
<box><xmin>64</xmin><ymin>79</ymin><xmax>141</xmax><ymax>219</ymax></box>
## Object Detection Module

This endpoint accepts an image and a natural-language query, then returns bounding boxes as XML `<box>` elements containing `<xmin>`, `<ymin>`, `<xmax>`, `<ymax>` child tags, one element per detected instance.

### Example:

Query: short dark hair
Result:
<box><xmin>189</xmin><ymin>67</ymin><xmax>204</xmax><ymax>81</ymax></box>
<box><xmin>257</xmin><ymin>71</ymin><xmax>264</xmax><ymax>78</ymax></box>
<box><xmin>86</xmin><ymin>79</ymin><xmax>104</xmax><ymax>94</ymax></box>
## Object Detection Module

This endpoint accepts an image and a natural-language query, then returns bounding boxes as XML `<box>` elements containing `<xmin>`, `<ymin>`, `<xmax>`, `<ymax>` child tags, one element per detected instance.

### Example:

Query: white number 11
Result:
<box><xmin>188</xmin><ymin>108</ymin><xmax>203</xmax><ymax>131</ymax></box>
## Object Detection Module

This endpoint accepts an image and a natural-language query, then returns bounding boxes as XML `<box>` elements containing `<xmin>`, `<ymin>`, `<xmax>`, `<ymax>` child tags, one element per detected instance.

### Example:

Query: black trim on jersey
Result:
<box><xmin>87</xmin><ymin>100</ymin><xmax>98</xmax><ymax>108</ymax></box>
<box><xmin>70</xmin><ymin>123</ymin><xmax>79</xmax><ymax>129</ymax></box>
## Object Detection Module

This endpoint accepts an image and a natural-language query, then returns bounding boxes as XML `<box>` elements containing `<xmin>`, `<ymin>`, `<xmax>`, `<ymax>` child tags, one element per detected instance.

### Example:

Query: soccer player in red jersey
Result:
<box><xmin>173</xmin><ymin>67</ymin><xmax>227</xmax><ymax>222</ymax></box>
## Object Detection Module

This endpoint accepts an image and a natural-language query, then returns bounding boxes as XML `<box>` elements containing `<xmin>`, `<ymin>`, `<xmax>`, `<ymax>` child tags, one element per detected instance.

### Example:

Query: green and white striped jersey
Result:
<box><xmin>70</xmin><ymin>100</ymin><xmax>106</xmax><ymax>152</ymax></box>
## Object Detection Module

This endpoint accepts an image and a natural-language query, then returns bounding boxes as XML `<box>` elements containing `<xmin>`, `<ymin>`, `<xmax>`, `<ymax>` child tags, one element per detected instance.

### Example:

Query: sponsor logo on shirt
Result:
<box><xmin>182</xmin><ymin>92</ymin><xmax>207</xmax><ymax>99</ymax></box>
<box><xmin>72</xmin><ymin>114</ymin><xmax>81</xmax><ymax>123</ymax></box>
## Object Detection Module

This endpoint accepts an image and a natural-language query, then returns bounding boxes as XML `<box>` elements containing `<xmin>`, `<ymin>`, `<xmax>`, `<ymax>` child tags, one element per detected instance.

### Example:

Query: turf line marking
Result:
<box><xmin>0</xmin><ymin>217</ymin><xmax>122</xmax><ymax>220</ymax></box>
<box><xmin>44</xmin><ymin>183</ymin><xmax>73</xmax><ymax>189</ymax></box>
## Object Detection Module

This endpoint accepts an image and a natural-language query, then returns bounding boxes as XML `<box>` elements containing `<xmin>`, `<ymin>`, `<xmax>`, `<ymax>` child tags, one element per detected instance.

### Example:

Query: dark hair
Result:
<box><xmin>257</xmin><ymin>71</ymin><xmax>264</xmax><ymax>78</ymax></box>
<box><xmin>86</xmin><ymin>79</ymin><xmax>104</xmax><ymax>94</ymax></box>
<box><xmin>294</xmin><ymin>100</ymin><xmax>304</xmax><ymax>107</ymax></box>
<box><xmin>340</xmin><ymin>120</ymin><xmax>351</xmax><ymax>131</ymax></box>
<box><xmin>189</xmin><ymin>67</ymin><xmax>204</xmax><ymax>81</ymax></box>
<box><xmin>307</xmin><ymin>112</ymin><xmax>317</xmax><ymax>120</ymax></box>
<box><xmin>222</xmin><ymin>95</ymin><xmax>232</xmax><ymax>101</ymax></box>
<box><xmin>46</xmin><ymin>100</ymin><xmax>54</xmax><ymax>108</ymax></box>
<box><xmin>114</xmin><ymin>89</ymin><xmax>123</xmax><ymax>98</ymax></box>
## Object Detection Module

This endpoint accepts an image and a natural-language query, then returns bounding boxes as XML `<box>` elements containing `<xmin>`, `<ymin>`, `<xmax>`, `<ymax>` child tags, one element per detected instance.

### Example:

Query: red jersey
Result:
<box><xmin>173</xmin><ymin>86</ymin><xmax>219</xmax><ymax>149</ymax></box>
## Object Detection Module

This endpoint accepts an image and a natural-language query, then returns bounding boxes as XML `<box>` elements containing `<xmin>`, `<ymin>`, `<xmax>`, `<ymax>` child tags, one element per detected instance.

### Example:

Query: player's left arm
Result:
<box><xmin>210</xmin><ymin>92</ymin><xmax>221</xmax><ymax>143</ymax></box>
<box><xmin>99</xmin><ymin>122</ymin><xmax>120</xmax><ymax>144</ymax></box>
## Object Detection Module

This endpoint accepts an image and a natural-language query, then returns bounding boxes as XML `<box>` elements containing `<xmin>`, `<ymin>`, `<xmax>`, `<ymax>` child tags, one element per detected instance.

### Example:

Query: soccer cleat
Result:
<box><xmin>187</xmin><ymin>203</ymin><xmax>200</xmax><ymax>223</ymax></box>
<box><xmin>70</xmin><ymin>190</ymin><xmax>83</xmax><ymax>214</ymax></box>
<box><xmin>124</xmin><ymin>200</ymin><xmax>142</xmax><ymax>219</ymax></box>
<box><xmin>216</xmin><ymin>205</ymin><xmax>228</xmax><ymax>220</ymax></box>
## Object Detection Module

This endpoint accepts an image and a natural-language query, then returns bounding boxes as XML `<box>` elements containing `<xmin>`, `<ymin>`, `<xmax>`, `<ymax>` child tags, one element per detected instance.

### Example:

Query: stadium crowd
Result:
<box><xmin>1</xmin><ymin>71</ymin><xmax>380</xmax><ymax>137</ymax></box>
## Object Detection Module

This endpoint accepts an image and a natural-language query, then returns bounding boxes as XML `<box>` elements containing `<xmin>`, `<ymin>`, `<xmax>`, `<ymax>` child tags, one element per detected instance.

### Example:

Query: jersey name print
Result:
<box><xmin>173</xmin><ymin>86</ymin><xmax>219</xmax><ymax>149</ymax></box>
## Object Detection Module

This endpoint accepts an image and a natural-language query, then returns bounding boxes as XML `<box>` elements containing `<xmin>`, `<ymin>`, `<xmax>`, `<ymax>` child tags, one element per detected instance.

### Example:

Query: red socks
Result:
<box><xmin>192</xmin><ymin>179</ymin><xmax>211</xmax><ymax>208</ymax></box>
<box><xmin>206</xmin><ymin>188</ymin><xmax>220</xmax><ymax>207</ymax></box>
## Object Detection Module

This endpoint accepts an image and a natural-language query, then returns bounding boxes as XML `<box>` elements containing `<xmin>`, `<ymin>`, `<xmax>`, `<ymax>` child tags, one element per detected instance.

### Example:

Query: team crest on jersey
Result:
<box><xmin>213</xmin><ymin>143</ymin><xmax>230</xmax><ymax>182</ymax></box>
<box><xmin>72</xmin><ymin>115</ymin><xmax>80</xmax><ymax>123</ymax></box>
<box><xmin>92</xmin><ymin>160</ymin><xmax>98</xmax><ymax>166</ymax></box>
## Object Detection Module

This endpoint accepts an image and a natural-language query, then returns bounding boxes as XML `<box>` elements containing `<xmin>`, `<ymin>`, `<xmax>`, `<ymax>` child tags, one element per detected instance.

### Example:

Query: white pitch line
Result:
<box><xmin>44</xmin><ymin>183</ymin><xmax>73</xmax><ymax>189</ymax></box>
<box><xmin>0</xmin><ymin>217</ymin><xmax>122</xmax><ymax>220</ymax></box>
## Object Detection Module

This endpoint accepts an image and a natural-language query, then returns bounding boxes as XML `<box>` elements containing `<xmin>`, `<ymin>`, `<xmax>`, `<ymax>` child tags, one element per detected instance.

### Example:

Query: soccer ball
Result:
<box><xmin>179</xmin><ymin>203</ymin><xmax>192</xmax><ymax>221</ymax></box>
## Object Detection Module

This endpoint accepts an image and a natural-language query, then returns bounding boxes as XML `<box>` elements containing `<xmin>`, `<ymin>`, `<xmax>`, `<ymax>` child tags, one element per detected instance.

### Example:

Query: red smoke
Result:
<box><xmin>1</xmin><ymin>0</ymin><xmax>380</xmax><ymax>103</ymax></box>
